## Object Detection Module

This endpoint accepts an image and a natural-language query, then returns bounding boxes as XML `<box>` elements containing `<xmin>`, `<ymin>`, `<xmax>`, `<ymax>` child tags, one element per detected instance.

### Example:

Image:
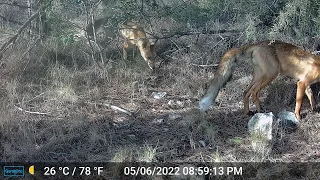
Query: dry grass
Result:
<box><xmin>0</xmin><ymin>19</ymin><xmax>320</xmax><ymax>180</ymax></box>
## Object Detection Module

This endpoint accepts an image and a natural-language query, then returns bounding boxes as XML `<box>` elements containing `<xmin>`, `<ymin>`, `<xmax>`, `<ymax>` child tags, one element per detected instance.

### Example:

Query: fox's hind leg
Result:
<box><xmin>305</xmin><ymin>85</ymin><xmax>315</xmax><ymax>111</ymax></box>
<box><xmin>251</xmin><ymin>74</ymin><xmax>277</xmax><ymax>113</ymax></box>
<box><xmin>246</xmin><ymin>47</ymin><xmax>279</xmax><ymax>114</ymax></box>
<box><xmin>243</xmin><ymin>65</ymin><xmax>263</xmax><ymax>115</ymax></box>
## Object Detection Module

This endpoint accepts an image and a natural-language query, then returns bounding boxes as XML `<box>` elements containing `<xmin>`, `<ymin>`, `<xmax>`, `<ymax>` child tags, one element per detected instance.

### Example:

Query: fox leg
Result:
<box><xmin>244</xmin><ymin>82</ymin><xmax>259</xmax><ymax>114</ymax></box>
<box><xmin>244</xmin><ymin>78</ymin><xmax>265</xmax><ymax>114</ymax></box>
<box><xmin>251</xmin><ymin>75</ymin><xmax>277</xmax><ymax>112</ymax></box>
<box><xmin>295</xmin><ymin>81</ymin><xmax>308</xmax><ymax>120</ymax></box>
<box><xmin>243</xmin><ymin>66</ymin><xmax>262</xmax><ymax>114</ymax></box>
<box><xmin>305</xmin><ymin>85</ymin><xmax>315</xmax><ymax>111</ymax></box>
<box><xmin>122</xmin><ymin>42</ymin><xmax>129</xmax><ymax>60</ymax></box>
<box><xmin>246</xmin><ymin>50</ymin><xmax>279</xmax><ymax>114</ymax></box>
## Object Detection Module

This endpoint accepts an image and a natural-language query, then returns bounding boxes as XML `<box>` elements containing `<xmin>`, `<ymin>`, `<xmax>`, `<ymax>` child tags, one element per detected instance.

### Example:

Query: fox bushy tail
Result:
<box><xmin>199</xmin><ymin>48</ymin><xmax>241</xmax><ymax>111</ymax></box>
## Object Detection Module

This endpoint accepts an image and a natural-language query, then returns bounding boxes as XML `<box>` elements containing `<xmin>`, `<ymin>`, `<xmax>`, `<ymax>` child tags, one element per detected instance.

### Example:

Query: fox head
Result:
<box><xmin>137</xmin><ymin>40</ymin><xmax>156</xmax><ymax>70</ymax></box>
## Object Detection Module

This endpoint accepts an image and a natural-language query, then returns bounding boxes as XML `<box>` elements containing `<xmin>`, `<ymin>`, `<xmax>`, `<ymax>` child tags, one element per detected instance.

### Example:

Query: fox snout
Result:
<box><xmin>148</xmin><ymin>61</ymin><xmax>155</xmax><ymax>70</ymax></box>
<box><xmin>146</xmin><ymin>56</ymin><xmax>155</xmax><ymax>70</ymax></box>
<box><xmin>141</xmin><ymin>53</ymin><xmax>155</xmax><ymax>70</ymax></box>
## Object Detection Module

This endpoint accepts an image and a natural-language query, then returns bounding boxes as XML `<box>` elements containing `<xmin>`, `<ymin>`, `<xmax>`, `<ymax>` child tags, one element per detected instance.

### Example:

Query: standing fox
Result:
<box><xmin>199</xmin><ymin>40</ymin><xmax>320</xmax><ymax>120</ymax></box>
<box><xmin>85</xmin><ymin>18</ymin><xmax>156</xmax><ymax>70</ymax></box>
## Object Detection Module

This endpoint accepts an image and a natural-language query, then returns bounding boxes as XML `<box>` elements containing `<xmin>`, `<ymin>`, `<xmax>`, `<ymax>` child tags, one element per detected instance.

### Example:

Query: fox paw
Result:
<box><xmin>247</xmin><ymin>111</ymin><xmax>256</xmax><ymax>116</ymax></box>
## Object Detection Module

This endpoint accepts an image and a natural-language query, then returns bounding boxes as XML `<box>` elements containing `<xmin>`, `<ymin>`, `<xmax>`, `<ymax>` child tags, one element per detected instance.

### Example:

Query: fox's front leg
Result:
<box><xmin>122</xmin><ymin>42</ymin><xmax>129</xmax><ymax>60</ymax></box>
<box><xmin>295</xmin><ymin>81</ymin><xmax>307</xmax><ymax>121</ymax></box>
<box><xmin>305</xmin><ymin>85</ymin><xmax>315</xmax><ymax>111</ymax></box>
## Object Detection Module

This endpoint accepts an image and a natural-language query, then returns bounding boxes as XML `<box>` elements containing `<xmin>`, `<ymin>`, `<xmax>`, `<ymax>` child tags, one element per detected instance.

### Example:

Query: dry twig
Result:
<box><xmin>86</xmin><ymin>102</ymin><xmax>133</xmax><ymax>116</ymax></box>
<box><xmin>190</xmin><ymin>63</ymin><xmax>219</xmax><ymax>67</ymax></box>
<box><xmin>14</xmin><ymin>105</ymin><xmax>51</xmax><ymax>115</ymax></box>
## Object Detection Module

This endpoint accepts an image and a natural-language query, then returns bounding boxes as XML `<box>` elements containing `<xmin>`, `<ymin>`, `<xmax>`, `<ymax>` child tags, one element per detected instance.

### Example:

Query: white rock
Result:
<box><xmin>248</xmin><ymin>112</ymin><xmax>275</xmax><ymax>140</ymax></box>
<box><xmin>151</xmin><ymin>92</ymin><xmax>167</xmax><ymax>99</ymax></box>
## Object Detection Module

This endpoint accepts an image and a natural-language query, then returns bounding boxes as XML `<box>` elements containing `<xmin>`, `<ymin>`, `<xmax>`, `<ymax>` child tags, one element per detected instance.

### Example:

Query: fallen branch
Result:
<box><xmin>86</xmin><ymin>102</ymin><xmax>133</xmax><ymax>116</ymax></box>
<box><xmin>149</xmin><ymin>29</ymin><xmax>240</xmax><ymax>40</ymax></box>
<box><xmin>0</xmin><ymin>10</ymin><xmax>40</xmax><ymax>56</ymax></box>
<box><xmin>14</xmin><ymin>105</ymin><xmax>51</xmax><ymax>115</ymax></box>
<box><xmin>190</xmin><ymin>63</ymin><xmax>219</xmax><ymax>67</ymax></box>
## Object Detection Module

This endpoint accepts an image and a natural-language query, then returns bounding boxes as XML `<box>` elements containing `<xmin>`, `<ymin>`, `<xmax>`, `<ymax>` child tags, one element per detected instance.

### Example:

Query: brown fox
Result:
<box><xmin>86</xmin><ymin>19</ymin><xmax>156</xmax><ymax>70</ymax></box>
<box><xmin>199</xmin><ymin>40</ymin><xmax>320</xmax><ymax>120</ymax></box>
<box><xmin>119</xmin><ymin>22</ymin><xmax>156</xmax><ymax>70</ymax></box>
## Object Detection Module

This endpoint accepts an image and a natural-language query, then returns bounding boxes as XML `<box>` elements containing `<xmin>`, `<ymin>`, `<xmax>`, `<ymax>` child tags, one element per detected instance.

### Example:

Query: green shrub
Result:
<box><xmin>269</xmin><ymin>0</ymin><xmax>320</xmax><ymax>39</ymax></box>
